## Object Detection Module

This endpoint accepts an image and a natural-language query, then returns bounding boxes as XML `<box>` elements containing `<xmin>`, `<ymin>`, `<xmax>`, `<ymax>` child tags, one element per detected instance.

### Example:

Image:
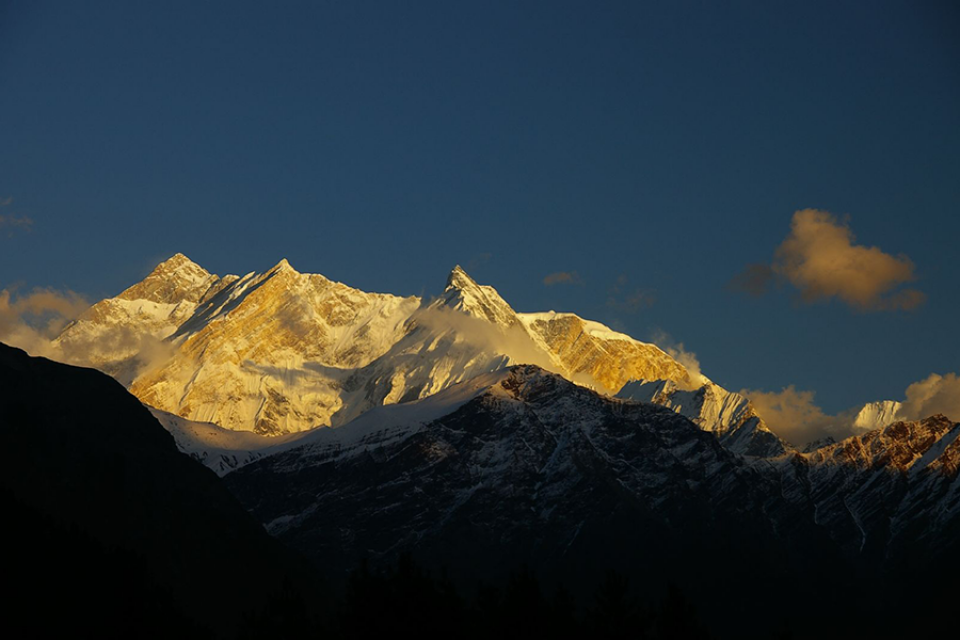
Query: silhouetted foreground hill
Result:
<box><xmin>0</xmin><ymin>343</ymin><xmax>318</xmax><ymax>638</ymax></box>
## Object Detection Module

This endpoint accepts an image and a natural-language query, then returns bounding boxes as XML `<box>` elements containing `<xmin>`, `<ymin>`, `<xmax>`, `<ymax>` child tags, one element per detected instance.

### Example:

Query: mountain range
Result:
<box><xmin>57</xmin><ymin>254</ymin><xmax>796</xmax><ymax>456</ymax></box>
<box><xmin>11</xmin><ymin>254</ymin><xmax>958</xmax><ymax>638</ymax></box>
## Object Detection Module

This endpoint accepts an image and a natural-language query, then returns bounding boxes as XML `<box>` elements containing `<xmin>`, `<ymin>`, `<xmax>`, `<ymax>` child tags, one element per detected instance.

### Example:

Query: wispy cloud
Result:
<box><xmin>731</xmin><ymin>209</ymin><xmax>924</xmax><ymax>311</ymax></box>
<box><xmin>467</xmin><ymin>252</ymin><xmax>492</xmax><ymax>271</ymax></box>
<box><xmin>0</xmin><ymin>197</ymin><xmax>33</xmax><ymax>236</ymax></box>
<box><xmin>727</xmin><ymin>263</ymin><xmax>774</xmax><ymax>296</ymax></box>
<box><xmin>649</xmin><ymin>329</ymin><xmax>707</xmax><ymax>389</ymax></box>
<box><xmin>606</xmin><ymin>274</ymin><xmax>654</xmax><ymax>312</ymax></box>
<box><xmin>0</xmin><ymin>286</ymin><xmax>181</xmax><ymax>383</ymax></box>
<box><xmin>543</xmin><ymin>271</ymin><xmax>582</xmax><ymax>286</ymax></box>
<box><xmin>0</xmin><ymin>287</ymin><xmax>90</xmax><ymax>356</ymax></box>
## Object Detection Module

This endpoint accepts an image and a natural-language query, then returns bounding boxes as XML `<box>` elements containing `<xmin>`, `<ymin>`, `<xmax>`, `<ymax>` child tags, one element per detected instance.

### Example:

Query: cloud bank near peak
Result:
<box><xmin>742</xmin><ymin>371</ymin><xmax>960</xmax><ymax>447</ymax></box>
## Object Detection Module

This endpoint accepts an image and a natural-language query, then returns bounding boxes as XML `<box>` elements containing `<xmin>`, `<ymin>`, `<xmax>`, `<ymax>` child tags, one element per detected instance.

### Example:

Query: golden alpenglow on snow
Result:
<box><xmin>57</xmin><ymin>255</ymin><xmax>702</xmax><ymax>437</ymax></box>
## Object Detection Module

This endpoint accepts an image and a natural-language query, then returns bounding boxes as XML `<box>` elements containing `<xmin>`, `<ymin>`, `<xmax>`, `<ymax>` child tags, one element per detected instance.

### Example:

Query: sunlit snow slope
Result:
<box><xmin>57</xmin><ymin>255</ymin><xmax>786</xmax><ymax>457</ymax></box>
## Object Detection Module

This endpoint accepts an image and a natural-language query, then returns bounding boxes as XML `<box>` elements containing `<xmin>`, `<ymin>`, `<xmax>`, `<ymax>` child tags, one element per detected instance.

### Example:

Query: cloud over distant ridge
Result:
<box><xmin>902</xmin><ymin>373</ymin><xmax>960</xmax><ymax>422</ymax></box>
<box><xmin>742</xmin><ymin>371</ymin><xmax>960</xmax><ymax>446</ymax></box>
<box><xmin>740</xmin><ymin>385</ymin><xmax>840</xmax><ymax>446</ymax></box>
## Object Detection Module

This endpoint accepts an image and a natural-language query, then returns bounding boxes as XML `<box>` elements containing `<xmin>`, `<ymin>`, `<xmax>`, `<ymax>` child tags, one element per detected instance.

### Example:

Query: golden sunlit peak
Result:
<box><xmin>158</xmin><ymin>253</ymin><xmax>196</xmax><ymax>268</ymax></box>
<box><xmin>269</xmin><ymin>258</ymin><xmax>296</xmax><ymax>274</ymax></box>
<box><xmin>446</xmin><ymin>264</ymin><xmax>477</xmax><ymax>289</ymax></box>
<box><xmin>147</xmin><ymin>253</ymin><xmax>208</xmax><ymax>279</ymax></box>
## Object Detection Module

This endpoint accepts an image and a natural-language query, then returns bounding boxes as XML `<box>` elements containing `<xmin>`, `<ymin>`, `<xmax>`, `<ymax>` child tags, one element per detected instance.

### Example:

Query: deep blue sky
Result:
<box><xmin>1</xmin><ymin>0</ymin><xmax>957</xmax><ymax>412</ymax></box>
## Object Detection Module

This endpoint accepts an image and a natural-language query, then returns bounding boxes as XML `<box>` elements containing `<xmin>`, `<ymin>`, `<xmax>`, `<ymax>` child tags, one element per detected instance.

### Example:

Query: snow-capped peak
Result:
<box><xmin>156</xmin><ymin>252</ymin><xmax>200</xmax><ymax>270</ymax></box>
<box><xmin>446</xmin><ymin>264</ymin><xmax>474</xmax><ymax>289</ymax></box>
<box><xmin>118</xmin><ymin>253</ymin><xmax>218</xmax><ymax>305</ymax></box>
<box><xmin>852</xmin><ymin>400</ymin><xmax>903</xmax><ymax>433</ymax></box>
<box><xmin>434</xmin><ymin>265</ymin><xmax>523</xmax><ymax>328</ymax></box>
<box><xmin>268</xmin><ymin>257</ymin><xmax>297</xmax><ymax>275</ymax></box>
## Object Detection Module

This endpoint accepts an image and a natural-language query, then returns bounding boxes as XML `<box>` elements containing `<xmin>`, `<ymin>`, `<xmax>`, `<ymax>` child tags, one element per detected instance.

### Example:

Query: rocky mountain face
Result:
<box><xmin>0</xmin><ymin>342</ymin><xmax>317</xmax><ymax>635</ymax></box>
<box><xmin>148</xmin><ymin>407</ymin><xmax>311</xmax><ymax>476</ymax></box>
<box><xmin>224</xmin><ymin>364</ymin><xmax>960</xmax><ymax>637</ymax></box>
<box><xmin>226</xmin><ymin>366</ymin><xmax>800</xmax><ymax>580</ymax></box>
<box><xmin>226</xmin><ymin>367</ymin><xmax>960</xmax><ymax>577</ymax></box>
<box><xmin>776</xmin><ymin>414</ymin><xmax>960</xmax><ymax>566</ymax></box>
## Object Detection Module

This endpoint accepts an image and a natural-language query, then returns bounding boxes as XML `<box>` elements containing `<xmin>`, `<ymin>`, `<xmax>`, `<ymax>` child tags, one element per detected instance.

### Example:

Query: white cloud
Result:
<box><xmin>900</xmin><ymin>373</ymin><xmax>960</xmax><ymax>422</ymax></box>
<box><xmin>732</xmin><ymin>209</ymin><xmax>924</xmax><ymax>311</ymax></box>
<box><xmin>0</xmin><ymin>287</ymin><xmax>89</xmax><ymax>357</ymax></box>
<box><xmin>650</xmin><ymin>330</ymin><xmax>707</xmax><ymax>390</ymax></box>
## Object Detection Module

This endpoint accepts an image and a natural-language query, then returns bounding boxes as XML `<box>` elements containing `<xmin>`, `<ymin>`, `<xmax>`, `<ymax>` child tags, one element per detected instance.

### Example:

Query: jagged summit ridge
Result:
<box><xmin>57</xmin><ymin>255</ymin><xmax>739</xmax><ymax>444</ymax></box>
<box><xmin>266</xmin><ymin>257</ymin><xmax>302</xmax><ymax>276</ymax></box>
<box><xmin>445</xmin><ymin>264</ymin><xmax>472</xmax><ymax>288</ymax></box>
<box><xmin>52</xmin><ymin>253</ymin><xmax>224</xmax><ymax>382</ymax></box>
<box><xmin>804</xmin><ymin>414</ymin><xmax>959</xmax><ymax>473</ymax></box>
<box><xmin>119</xmin><ymin>253</ymin><xmax>219</xmax><ymax>304</ymax></box>
<box><xmin>435</xmin><ymin>264</ymin><xmax>523</xmax><ymax>329</ymax></box>
<box><xmin>518</xmin><ymin>312</ymin><xmax>693</xmax><ymax>394</ymax></box>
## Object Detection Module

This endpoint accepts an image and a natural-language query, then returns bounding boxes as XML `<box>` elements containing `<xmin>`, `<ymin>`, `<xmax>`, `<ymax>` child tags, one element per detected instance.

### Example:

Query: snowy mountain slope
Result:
<box><xmin>56</xmin><ymin>254</ymin><xmax>800</xmax><ymax>456</ymax></box>
<box><xmin>617</xmin><ymin>379</ymin><xmax>788</xmax><ymax>456</ymax></box>
<box><xmin>226</xmin><ymin>365</ymin><xmax>787</xmax><ymax>577</ymax></box>
<box><xmin>852</xmin><ymin>400</ymin><xmax>903</xmax><ymax>432</ymax></box>
<box><xmin>433</xmin><ymin>269</ymin><xmax>693</xmax><ymax>392</ymax></box>
<box><xmin>148</xmin><ymin>371</ymin><xmax>512</xmax><ymax>475</ymax></box>
<box><xmin>437</xmin><ymin>265</ymin><xmax>528</xmax><ymax>329</ymax></box>
<box><xmin>60</xmin><ymin>256</ymin><xmax>702</xmax><ymax>439</ymax></box>
<box><xmin>148</xmin><ymin>407</ymin><xmax>312</xmax><ymax>475</ymax></box>
<box><xmin>274</xmin><ymin>369</ymin><xmax>516</xmax><ymax>463</ymax></box>
<box><xmin>129</xmin><ymin>259</ymin><xmax>421</xmax><ymax>435</ymax></box>
<box><xmin>53</xmin><ymin>254</ymin><xmax>230</xmax><ymax>383</ymax></box>
<box><xmin>226</xmin><ymin>365</ymin><xmax>960</xmax><ymax>570</ymax></box>
<box><xmin>322</xmin><ymin>268</ymin><xmax>588</xmax><ymax>427</ymax></box>
<box><xmin>518</xmin><ymin>311</ymin><xmax>693</xmax><ymax>393</ymax></box>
